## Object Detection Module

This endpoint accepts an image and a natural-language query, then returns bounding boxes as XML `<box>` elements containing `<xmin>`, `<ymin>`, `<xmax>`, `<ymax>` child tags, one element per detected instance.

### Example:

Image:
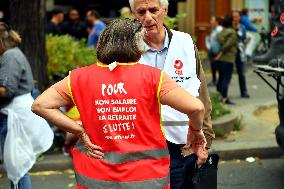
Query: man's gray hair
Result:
<box><xmin>129</xmin><ymin>0</ymin><xmax>169</xmax><ymax>11</ymax></box>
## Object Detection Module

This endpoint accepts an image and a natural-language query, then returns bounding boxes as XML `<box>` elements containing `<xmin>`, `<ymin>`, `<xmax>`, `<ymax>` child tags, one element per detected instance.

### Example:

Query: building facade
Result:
<box><xmin>177</xmin><ymin>0</ymin><xmax>271</xmax><ymax>50</ymax></box>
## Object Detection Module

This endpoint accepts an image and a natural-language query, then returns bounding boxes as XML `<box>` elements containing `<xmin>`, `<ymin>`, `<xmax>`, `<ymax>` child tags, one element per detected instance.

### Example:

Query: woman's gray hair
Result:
<box><xmin>96</xmin><ymin>18</ymin><xmax>144</xmax><ymax>65</ymax></box>
<box><xmin>129</xmin><ymin>0</ymin><xmax>169</xmax><ymax>11</ymax></box>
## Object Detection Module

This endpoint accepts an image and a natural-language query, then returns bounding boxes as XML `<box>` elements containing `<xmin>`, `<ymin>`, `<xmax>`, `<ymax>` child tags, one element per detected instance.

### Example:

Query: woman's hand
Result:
<box><xmin>79</xmin><ymin>132</ymin><xmax>104</xmax><ymax>159</ymax></box>
<box><xmin>214</xmin><ymin>52</ymin><xmax>223</xmax><ymax>61</ymax></box>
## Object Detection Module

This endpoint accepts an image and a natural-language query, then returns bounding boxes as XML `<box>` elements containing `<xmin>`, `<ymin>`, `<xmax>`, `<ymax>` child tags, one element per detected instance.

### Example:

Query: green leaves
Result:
<box><xmin>210</xmin><ymin>93</ymin><xmax>231</xmax><ymax>120</ymax></box>
<box><xmin>164</xmin><ymin>13</ymin><xmax>187</xmax><ymax>29</ymax></box>
<box><xmin>46</xmin><ymin>34</ymin><xmax>97</xmax><ymax>81</ymax></box>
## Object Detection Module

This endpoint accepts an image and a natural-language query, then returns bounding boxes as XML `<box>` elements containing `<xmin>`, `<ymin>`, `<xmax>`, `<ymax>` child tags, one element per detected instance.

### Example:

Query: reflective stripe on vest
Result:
<box><xmin>162</xmin><ymin>121</ymin><xmax>189</xmax><ymax>126</ymax></box>
<box><xmin>74</xmin><ymin>140</ymin><xmax>169</xmax><ymax>164</ymax></box>
<box><xmin>75</xmin><ymin>172</ymin><xmax>169</xmax><ymax>189</ymax></box>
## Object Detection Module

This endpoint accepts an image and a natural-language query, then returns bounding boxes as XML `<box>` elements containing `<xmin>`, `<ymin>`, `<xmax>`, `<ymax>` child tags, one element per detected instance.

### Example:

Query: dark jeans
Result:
<box><xmin>216</xmin><ymin>61</ymin><xmax>234</xmax><ymax>98</ymax></box>
<box><xmin>210</xmin><ymin>60</ymin><xmax>219</xmax><ymax>83</ymax></box>
<box><xmin>236</xmin><ymin>50</ymin><xmax>249</xmax><ymax>96</ymax></box>
<box><xmin>167</xmin><ymin>141</ymin><xmax>187</xmax><ymax>189</ymax></box>
<box><xmin>0</xmin><ymin>113</ymin><xmax>32</xmax><ymax>189</ymax></box>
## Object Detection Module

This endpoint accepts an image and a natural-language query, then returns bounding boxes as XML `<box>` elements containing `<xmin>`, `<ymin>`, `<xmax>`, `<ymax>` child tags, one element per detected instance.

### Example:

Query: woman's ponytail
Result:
<box><xmin>8</xmin><ymin>30</ymin><xmax>22</xmax><ymax>45</ymax></box>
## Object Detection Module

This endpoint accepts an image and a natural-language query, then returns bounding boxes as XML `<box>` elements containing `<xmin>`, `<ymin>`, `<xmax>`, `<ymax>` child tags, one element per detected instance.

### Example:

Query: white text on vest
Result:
<box><xmin>102</xmin><ymin>83</ymin><xmax>127</xmax><ymax>96</ymax></box>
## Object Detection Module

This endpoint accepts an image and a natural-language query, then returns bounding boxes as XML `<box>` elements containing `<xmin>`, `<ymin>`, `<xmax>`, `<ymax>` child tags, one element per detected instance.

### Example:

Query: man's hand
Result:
<box><xmin>187</xmin><ymin>129</ymin><xmax>207</xmax><ymax>165</ymax></box>
<box><xmin>182</xmin><ymin>144</ymin><xmax>208</xmax><ymax>165</ymax></box>
<box><xmin>193</xmin><ymin>145</ymin><xmax>208</xmax><ymax>165</ymax></box>
<box><xmin>79</xmin><ymin>132</ymin><xmax>104</xmax><ymax>159</ymax></box>
<box><xmin>188</xmin><ymin>129</ymin><xmax>207</xmax><ymax>146</ymax></box>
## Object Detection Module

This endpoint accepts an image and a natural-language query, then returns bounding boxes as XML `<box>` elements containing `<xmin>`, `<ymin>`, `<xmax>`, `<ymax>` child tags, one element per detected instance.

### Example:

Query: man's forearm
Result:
<box><xmin>195</xmin><ymin>50</ymin><xmax>215</xmax><ymax>148</ymax></box>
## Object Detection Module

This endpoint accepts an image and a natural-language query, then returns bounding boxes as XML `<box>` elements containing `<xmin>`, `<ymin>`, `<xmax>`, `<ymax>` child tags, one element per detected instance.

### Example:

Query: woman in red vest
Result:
<box><xmin>32</xmin><ymin>19</ymin><xmax>207</xmax><ymax>189</ymax></box>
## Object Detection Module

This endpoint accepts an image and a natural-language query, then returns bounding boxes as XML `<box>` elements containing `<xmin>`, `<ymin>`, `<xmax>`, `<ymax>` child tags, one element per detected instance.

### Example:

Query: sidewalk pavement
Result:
<box><xmin>2</xmin><ymin>65</ymin><xmax>283</xmax><ymax>172</ymax></box>
<box><xmin>208</xmin><ymin>64</ymin><xmax>284</xmax><ymax>160</ymax></box>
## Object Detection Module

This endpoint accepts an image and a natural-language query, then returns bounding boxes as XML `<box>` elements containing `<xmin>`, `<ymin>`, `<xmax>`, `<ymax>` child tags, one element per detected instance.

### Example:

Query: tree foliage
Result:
<box><xmin>46</xmin><ymin>35</ymin><xmax>97</xmax><ymax>81</ymax></box>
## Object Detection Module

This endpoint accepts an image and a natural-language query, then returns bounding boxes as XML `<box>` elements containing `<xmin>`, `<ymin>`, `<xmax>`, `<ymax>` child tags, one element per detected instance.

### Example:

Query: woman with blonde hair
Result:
<box><xmin>0</xmin><ymin>22</ymin><xmax>53</xmax><ymax>189</ymax></box>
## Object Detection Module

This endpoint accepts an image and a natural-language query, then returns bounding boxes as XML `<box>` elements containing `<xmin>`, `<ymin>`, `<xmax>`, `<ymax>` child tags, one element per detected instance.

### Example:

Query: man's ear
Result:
<box><xmin>164</xmin><ymin>8</ymin><xmax>168</xmax><ymax>16</ymax></box>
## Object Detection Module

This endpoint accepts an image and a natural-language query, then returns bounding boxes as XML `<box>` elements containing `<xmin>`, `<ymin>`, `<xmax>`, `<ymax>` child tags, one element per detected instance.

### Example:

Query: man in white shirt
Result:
<box><xmin>129</xmin><ymin>0</ymin><xmax>215</xmax><ymax>188</ymax></box>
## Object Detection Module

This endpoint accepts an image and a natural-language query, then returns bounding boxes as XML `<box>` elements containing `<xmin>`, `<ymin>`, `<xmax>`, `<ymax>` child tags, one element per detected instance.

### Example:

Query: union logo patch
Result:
<box><xmin>174</xmin><ymin>60</ymin><xmax>184</xmax><ymax>76</ymax></box>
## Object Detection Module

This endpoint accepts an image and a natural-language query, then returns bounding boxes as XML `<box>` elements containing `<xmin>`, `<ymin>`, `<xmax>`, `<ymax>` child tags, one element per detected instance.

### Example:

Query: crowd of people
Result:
<box><xmin>206</xmin><ymin>8</ymin><xmax>273</xmax><ymax>105</ymax></box>
<box><xmin>47</xmin><ymin>7</ymin><xmax>106</xmax><ymax>47</ymax></box>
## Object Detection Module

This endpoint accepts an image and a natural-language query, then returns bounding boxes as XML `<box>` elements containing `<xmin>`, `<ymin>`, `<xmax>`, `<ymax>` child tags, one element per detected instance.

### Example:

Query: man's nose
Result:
<box><xmin>143</xmin><ymin>11</ymin><xmax>153</xmax><ymax>25</ymax></box>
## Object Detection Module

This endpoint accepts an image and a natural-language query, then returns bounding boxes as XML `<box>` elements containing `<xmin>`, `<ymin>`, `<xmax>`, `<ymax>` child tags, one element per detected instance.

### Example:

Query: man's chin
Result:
<box><xmin>145</xmin><ymin>30</ymin><xmax>158</xmax><ymax>38</ymax></box>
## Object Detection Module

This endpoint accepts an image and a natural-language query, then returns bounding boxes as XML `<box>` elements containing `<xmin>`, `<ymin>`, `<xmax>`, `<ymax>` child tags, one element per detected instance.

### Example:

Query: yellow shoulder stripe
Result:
<box><xmin>67</xmin><ymin>72</ymin><xmax>76</xmax><ymax>106</ymax></box>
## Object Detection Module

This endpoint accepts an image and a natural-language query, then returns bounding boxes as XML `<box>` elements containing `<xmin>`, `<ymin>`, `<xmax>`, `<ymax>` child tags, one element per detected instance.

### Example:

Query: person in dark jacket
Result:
<box><xmin>232</xmin><ymin>10</ymin><xmax>250</xmax><ymax>98</ymax></box>
<box><xmin>215</xmin><ymin>14</ymin><xmax>238</xmax><ymax>104</ymax></box>
<box><xmin>62</xmin><ymin>8</ymin><xmax>88</xmax><ymax>40</ymax></box>
<box><xmin>46</xmin><ymin>8</ymin><xmax>64</xmax><ymax>35</ymax></box>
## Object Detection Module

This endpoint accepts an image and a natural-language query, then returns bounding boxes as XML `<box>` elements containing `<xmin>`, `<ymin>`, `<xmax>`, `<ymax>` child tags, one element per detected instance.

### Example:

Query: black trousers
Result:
<box><xmin>167</xmin><ymin>141</ymin><xmax>187</xmax><ymax>189</ymax></box>
<box><xmin>236</xmin><ymin>50</ymin><xmax>248</xmax><ymax>96</ymax></box>
<box><xmin>211</xmin><ymin>60</ymin><xmax>219</xmax><ymax>83</ymax></box>
<box><xmin>216</xmin><ymin>61</ymin><xmax>233</xmax><ymax>98</ymax></box>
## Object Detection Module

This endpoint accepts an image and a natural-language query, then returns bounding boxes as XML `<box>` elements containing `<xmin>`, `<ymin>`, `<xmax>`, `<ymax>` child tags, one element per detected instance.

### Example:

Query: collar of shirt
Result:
<box><xmin>141</xmin><ymin>28</ymin><xmax>170</xmax><ymax>69</ymax></box>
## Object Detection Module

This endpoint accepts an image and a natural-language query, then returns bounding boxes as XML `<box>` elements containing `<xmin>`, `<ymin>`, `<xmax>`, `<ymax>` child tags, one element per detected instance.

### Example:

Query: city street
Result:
<box><xmin>219</xmin><ymin>157</ymin><xmax>284</xmax><ymax>189</ymax></box>
<box><xmin>0</xmin><ymin>158</ymin><xmax>284</xmax><ymax>189</ymax></box>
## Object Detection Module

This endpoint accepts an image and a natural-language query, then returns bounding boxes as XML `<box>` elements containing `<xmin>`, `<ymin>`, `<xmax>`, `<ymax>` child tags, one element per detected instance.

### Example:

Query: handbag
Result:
<box><xmin>183</xmin><ymin>153</ymin><xmax>219</xmax><ymax>189</ymax></box>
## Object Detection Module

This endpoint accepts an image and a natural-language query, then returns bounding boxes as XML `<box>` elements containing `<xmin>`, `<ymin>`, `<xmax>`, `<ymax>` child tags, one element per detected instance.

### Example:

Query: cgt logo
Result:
<box><xmin>174</xmin><ymin>60</ymin><xmax>184</xmax><ymax>76</ymax></box>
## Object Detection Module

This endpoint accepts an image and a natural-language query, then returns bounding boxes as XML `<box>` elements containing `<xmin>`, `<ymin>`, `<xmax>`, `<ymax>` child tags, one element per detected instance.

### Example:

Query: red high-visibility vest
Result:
<box><xmin>68</xmin><ymin>62</ymin><xmax>170</xmax><ymax>189</ymax></box>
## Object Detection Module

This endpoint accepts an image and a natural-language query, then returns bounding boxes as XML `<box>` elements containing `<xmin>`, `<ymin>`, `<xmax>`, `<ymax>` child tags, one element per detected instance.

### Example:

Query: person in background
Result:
<box><xmin>46</xmin><ymin>8</ymin><xmax>64</xmax><ymax>35</ymax></box>
<box><xmin>120</xmin><ymin>6</ymin><xmax>133</xmax><ymax>19</ymax></box>
<box><xmin>0</xmin><ymin>22</ymin><xmax>33</xmax><ymax>189</ymax></box>
<box><xmin>0</xmin><ymin>22</ymin><xmax>53</xmax><ymax>189</ymax></box>
<box><xmin>86</xmin><ymin>10</ymin><xmax>106</xmax><ymax>47</ymax></box>
<box><xmin>241</xmin><ymin>8</ymin><xmax>260</xmax><ymax>59</ymax></box>
<box><xmin>215</xmin><ymin>14</ymin><xmax>238</xmax><ymax>105</ymax></box>
<box><xmin>206</xmin><ymin>16</ymin><xmax>223</xmax><ymax>86</ymax></box>
<box><xmin>130</xmin><ymin>0</ymin><xmax>214</xmax><ymax>188</ymax></box>
<box><xmin>240</xmin><ymin>8</ymin><xmax>258</xmax><ymax>32</ymax></box>
<box><xmin>232</xmin><ymin>10</ymin><xmax>250</xmax><ymax>98</ymax></box>
<box><xmin>62</xmin><ymin>8</ymin><xmax>88</xmax><ymax>40</ymax></box>
<box><xmin>32</xmin><ymin>18</ymin><xmax>207</xmax><ymax>189</ymax></box>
